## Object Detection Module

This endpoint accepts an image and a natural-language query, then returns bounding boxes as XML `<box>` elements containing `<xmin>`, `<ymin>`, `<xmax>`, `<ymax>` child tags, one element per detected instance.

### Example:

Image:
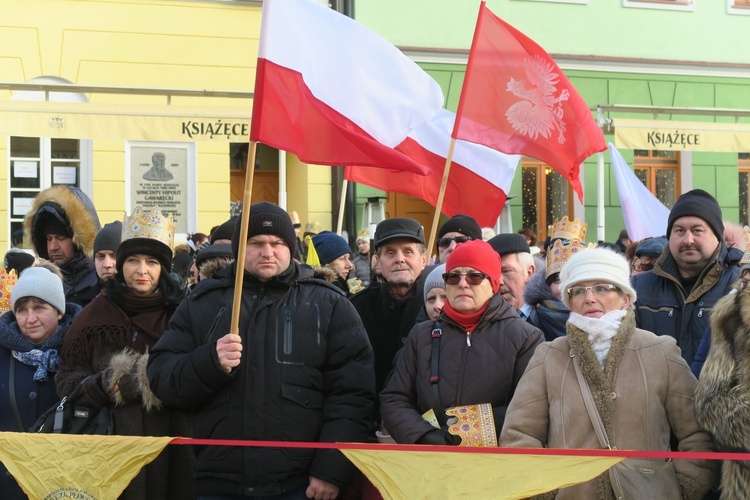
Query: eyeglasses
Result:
<box><xmin>442</xmin><ymin>272</ymin><xmax>489</xmax><ymax>286</ymax></box>
<box><xmin>567</xmin><ymin>283</ymin><xmax>621</xmax><ymax>299</ymax></box>
<box><xmin>438</xmin><ymin>236</ymin><xmax>471</xmax><ymax>249</ymax></box>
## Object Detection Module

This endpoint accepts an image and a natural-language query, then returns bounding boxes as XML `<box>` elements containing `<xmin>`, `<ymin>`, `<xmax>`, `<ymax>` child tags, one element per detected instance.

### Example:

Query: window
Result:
<box><xmin>740</xmin><ymin>153</ymin><xmax>750</xmax><ymax>227</ymax></box>
<box><xmin>8</xmin><ymin>136</ymin><xmax>89</xmax><ymax>242</ymax></box>
<box><xmin>634</xmin><ymin>150</ymin><xmax>680</xmax><ymax>209</ymax></box>
<box><xmin>623</xmin><ymin>0</ymin><xmax>695</xmax><ymax>11</ymax></box>
<box><xmin>521</xmin><ymin>159</ymin><xmax>572</xmax><ymax>244</ymax></box>
<box><xmin>728</xmin><ymin>0</ymin><xmax>750</xmax><ymax>14</ymax></box>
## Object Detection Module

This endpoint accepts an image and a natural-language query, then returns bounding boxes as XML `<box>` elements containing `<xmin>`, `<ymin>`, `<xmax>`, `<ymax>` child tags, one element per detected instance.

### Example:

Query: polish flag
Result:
<box><xmin>345</xmin><ymin>109</ymin><xmax>520</xmax><ymax>227</ymax></box>
<box><xmin>250</xmin><ymin>0</ymin><xmax>444</xmax><ymax>175</ymax></box>
<box><xmin>452</xmin><ymin>2</ymin><xmax>606</xmax><ymax>201</ymax></box>
<box><xmin>608</xmin><ymin>143</ymin><xmax>669</xmax><ymax>241</ymax></box>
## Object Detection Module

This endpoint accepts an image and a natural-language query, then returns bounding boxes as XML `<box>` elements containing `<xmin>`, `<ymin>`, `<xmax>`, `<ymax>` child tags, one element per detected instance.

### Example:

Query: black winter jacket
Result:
<box><xmin>380</xmin><ymin>293</ymin><xmax>543</xmax><ymax>444</ymax></box>
<box><xmin>147</xmin><ymin>262</ymin><xmax>375</xmax><ymax>497</ymax></box>
<box><xmin>632</xmin><ymin>244</ymin><xmax>739</xmax><ymax>366</ymax></box>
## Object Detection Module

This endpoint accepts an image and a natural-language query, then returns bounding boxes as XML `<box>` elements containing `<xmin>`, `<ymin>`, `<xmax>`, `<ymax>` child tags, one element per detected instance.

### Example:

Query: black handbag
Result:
<box><xmin>30</xmin><ymin>376</ymin><xmax>113</xmax><ymax>435</ymax></box>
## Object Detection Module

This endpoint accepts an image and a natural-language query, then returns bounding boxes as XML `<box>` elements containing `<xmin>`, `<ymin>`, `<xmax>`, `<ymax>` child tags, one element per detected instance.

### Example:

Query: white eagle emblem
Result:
<box><xmin>505</xmin><ymin>55</ymin><xmax>570</xmax><ymax>144</ymax></box>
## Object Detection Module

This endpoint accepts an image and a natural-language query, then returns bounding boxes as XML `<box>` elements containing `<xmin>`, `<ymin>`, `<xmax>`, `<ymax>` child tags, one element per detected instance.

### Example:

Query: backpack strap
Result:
<box><xmin>429</xmin><ymin>321</ymin><xmax>447</xmax><ymax>427</ymax></box>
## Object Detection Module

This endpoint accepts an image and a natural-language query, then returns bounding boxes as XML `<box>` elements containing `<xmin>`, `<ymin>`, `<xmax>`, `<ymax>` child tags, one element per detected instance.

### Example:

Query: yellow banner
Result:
<box><xmin>613</xmin><ymin>118</ymin><xmax>750</xmax><ymax>152</ymax></box>
<box><xmin>0</xmin><ymin>101</ymin><xmax>251</xmax><ymax>142</ymax></box>
<box><xmin>342</xmin><ymin>448</ymin><xmax>622</xmax><ymax>499</ymax></box>
<box><xmin>0</xmin><ymin>432</ymin><xmax>171</xmax><ymax>499</ymax></box>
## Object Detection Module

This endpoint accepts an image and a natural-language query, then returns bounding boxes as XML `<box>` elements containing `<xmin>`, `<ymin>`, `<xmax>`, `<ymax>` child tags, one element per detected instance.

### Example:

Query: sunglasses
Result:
<box><xmin>442</xmin><ymin>272</ymin><xmax>489</xmax><ymax>286</ymax></box>
<box><xmin>438</xmin><ymin>236</ymin><xmax>471</xmax><ymax>249</ymax></box>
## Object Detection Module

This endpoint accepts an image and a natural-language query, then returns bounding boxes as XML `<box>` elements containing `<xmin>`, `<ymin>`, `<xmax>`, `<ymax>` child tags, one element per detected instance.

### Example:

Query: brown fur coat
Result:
<box><xmin>695</xmin><ymin>285</ymin><xmax>750</xmax><ymax>500</ymax></box>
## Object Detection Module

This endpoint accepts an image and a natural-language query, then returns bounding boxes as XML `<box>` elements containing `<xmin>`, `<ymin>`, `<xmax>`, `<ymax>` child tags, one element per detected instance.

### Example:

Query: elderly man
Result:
<box><xmin>435</xmin><ymin>214</ymin><xmax>482</xmax><ymax>264</ymax></box>
<box><xmin>633</xmin><ymin>189</ymin><xmax>739</xmax><ymax>366</ymax></box>
<box><xmin>148</xmin><ymin>202</ymin><xmax>374</xmax><ymax>498</ymax></box>
<box><xmin>24</xmin><ymin>185</ymin><xmax>101</xmax><ymax>307</ymax></box>
<box><xmin>351</xmin><ymin>217</ymin><xmax>429</xmax><ymax>400</ymax></box>
<box><xmin>488</xmin><ymin>233</ymin><xmax>536</xmax><ymax>321</ymax></box>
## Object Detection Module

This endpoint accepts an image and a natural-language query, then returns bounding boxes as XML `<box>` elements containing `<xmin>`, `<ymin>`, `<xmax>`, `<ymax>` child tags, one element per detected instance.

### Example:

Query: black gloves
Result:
<box><xmin>417</xmin><ymin>429</ymin><xmax>462</xmax><ymax>446</ymax></box>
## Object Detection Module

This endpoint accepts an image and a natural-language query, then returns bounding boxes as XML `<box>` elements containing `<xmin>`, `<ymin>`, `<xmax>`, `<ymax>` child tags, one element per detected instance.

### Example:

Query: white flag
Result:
<box><xmin>608</xmin><ymin>143</ymin><xmax>670</xmax><ymax>241</ymax></box>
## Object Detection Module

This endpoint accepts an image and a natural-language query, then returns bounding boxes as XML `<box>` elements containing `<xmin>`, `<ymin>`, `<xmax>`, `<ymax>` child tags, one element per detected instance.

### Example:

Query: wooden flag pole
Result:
<box><xmin>426</xmin><ymin>137</ymin><xmax>457</xmax><ymax>256</ymax></box>
<box><xmin>230</xmin><ymin>140</ymin><xmax>258</xmax><ymax>335</ymax></box>
<box><xmin>336</xmin><ymin>179</ymin><xmax>348</xmax><ymax>236</ymax></box>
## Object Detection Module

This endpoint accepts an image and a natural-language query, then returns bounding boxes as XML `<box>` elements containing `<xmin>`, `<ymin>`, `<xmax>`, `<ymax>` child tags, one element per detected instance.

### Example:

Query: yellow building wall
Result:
<box><xmin>0</xmin><ymin>0</ymin><xmax>330</xmax><ymax>251</ymax></box>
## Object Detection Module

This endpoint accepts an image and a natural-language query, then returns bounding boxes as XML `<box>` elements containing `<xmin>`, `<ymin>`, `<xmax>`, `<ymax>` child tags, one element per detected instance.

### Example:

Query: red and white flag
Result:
<box><xmin>452</xmin><ymin>2</ymin><xmax>606</xmax><ymax>201</ymax></box>
<box><xmin>345</xmin><ymin>109</ymin><xmax>519</xmax><ymax>227</ymax></box>
<box><xmin>250</xmin><ymin>0</ymin><xmax>444</xmax><ymax>175</ymax></box>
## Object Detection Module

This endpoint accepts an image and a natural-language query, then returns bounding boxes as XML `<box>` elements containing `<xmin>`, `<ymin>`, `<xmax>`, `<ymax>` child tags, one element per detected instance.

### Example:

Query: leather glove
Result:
<box><xmin>417</xmin><ymin>429</ymin><xmax>462</xmax><ymax>446</ymax></box>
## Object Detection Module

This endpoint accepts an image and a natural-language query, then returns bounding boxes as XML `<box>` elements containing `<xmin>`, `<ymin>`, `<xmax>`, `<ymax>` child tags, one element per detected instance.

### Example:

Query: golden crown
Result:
<box><xmin>0</xmin><ymin>269</ymin><xmax>18</xmax><ymax>314</ymax></box>
<box><xmin>549</xmin><ymin>216</ymin><xmax>587</xmax><ymax>242</ymax></box>
<box><xmin>121</xmin><ymin>206</ymin><xmax>175</xmax><ymax>251</ymax></box>
<box><xmin>546</xmin><ymin>239</ymin><xmax>591</xmax><ymax>279</ymax></box>
<box><xmin>445</xmin><ymin>404</ymin><xmax>498</xmax><ymax>448</ymax></box>
<box><xmin>741</xmin><ymin>247</ymin><xmax>750</xmax><ymax>267</ymax></box>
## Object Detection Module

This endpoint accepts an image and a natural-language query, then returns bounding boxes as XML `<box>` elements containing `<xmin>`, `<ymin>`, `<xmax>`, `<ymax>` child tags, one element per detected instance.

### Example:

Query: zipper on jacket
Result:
<box><xmin>697</xmin><ymin>308</ymin><xmax>704</xmax><ymax>318</ymax></box>
<box><xmin>466</xmin><ymin>331</ymin><xmax>472</xmax><ymax>347</ymax></box>
<box><xmin>204</xmin><ymin>306</ymin><xmax>226</xmax><ymax>343</ymax></box>
<box><xmin>668</xmin><ymin>308</ymin><xmax>673</xmax><ymax>317</ymax></box>
<box><xmin>283</xmin><ymin>310</ymin><xmax>293</xmax><ymax>354</ymax></box>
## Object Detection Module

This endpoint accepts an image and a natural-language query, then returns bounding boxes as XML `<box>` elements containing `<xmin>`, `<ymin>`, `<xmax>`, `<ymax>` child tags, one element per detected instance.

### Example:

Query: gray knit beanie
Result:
<box><xmin>94</xmin><ymin>220</ymin><xmax>123</xmax><ymax>254</ymax></box>
<box><xmin>423</xmin><ymin>264</ymin><xmax>447</xmax><ymax>301</ymax></box>
<box><xmin>11</xmin><ymin>266</ymin><xmax>66</xmax><ymax>313</ymax></box>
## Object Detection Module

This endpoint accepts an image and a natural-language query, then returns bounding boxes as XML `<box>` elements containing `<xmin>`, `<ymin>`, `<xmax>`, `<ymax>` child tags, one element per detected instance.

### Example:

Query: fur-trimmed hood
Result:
<box><xmin>524</xmin><ymin>265</ymin><xmax>558</xmax><ymax>306</ymax></box>
<box><xmin>23</xmin><ymin>185</ymin><xmax>101</xmax><ymax>258</ymax></box>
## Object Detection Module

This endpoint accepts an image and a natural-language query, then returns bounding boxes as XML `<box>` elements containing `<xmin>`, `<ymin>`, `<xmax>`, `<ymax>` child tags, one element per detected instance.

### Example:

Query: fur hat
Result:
<box><xmin>12</xmin><ymin>266</ymin><xmax>66</xmax><ymax>314</ymax></box>
<box><xmin>560</xmin><ymin>247</ymin><xmax>637</xmax><ymax>309</ymax></box>
<box><xmin>437</xmin><ymin>214</ymin><xmax>482</xmax><ymax>241</ymax></box>
<box><xmin>94</xmin><ymin>221</ymin><xmax>123</xmax><ymax>255</ymax></box>
<box><xmin>423</xmin><ymin>264</ymin><xmax>447</xmax><ymax>301</ymax></box>
<box><xmin>231</xmin><ymin>202</ymin><xmax>297</xmax><ymax>256</ymax></box>
<box><xmin>667</xmin><ymin>189</ymin><xmax>723</xmax><ymax>240</ymax></box>
<box><xmin>445</xmin><ymin>239</ymin><xmax>501</xmax><ymax>293</ymax></box>
<box><xmin>312</xmin><ymin>231</ymin><xmax>351</xmax><ymax>265</ymax></box>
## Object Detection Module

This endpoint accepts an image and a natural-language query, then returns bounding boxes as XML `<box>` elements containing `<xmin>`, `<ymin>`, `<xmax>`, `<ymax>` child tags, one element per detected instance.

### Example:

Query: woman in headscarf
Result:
<box><xmin>55</xmin><ymin>206</ymin><xmax>193</xmax><ymax>499</ymax></box>
<box><xmin>380</xmin><ymin>239</ymin><xmax>543</xmax><ymax>445</ymax></box>
<box><xmin>0</xmin><ymin>266</ymin><xmax>81</xmax><ymax>499</ymax></box>
<box><xmin>501</xmin><ymin>247</ymin><xmax>716</xmax><ymax>499</ymax></box>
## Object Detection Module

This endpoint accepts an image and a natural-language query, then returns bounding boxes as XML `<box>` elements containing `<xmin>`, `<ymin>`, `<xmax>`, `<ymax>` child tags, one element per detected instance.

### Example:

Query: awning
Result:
<box><xmin>613</xmin><ymin>117</ymin><xmax>750</xmax><ymax>152</ymax></box>
<box><xmin>0</xmin><ymin>100</ymin><xmax>252</xmax><ymax>142</ymax></box>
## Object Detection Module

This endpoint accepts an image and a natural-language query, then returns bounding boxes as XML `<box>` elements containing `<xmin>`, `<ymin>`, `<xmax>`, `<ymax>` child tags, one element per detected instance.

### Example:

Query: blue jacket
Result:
<box><xmin>632</xmin><ymin>244</ymin><xmax>738</xmax><ymax>366</ymax></box>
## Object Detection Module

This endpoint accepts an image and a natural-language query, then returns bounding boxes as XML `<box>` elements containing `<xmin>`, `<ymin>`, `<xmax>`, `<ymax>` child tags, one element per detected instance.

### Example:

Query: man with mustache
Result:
<box><xmin>632</xmin><ymin>189</ymin><xmax>739</xmax><ymax>366</ymax></box>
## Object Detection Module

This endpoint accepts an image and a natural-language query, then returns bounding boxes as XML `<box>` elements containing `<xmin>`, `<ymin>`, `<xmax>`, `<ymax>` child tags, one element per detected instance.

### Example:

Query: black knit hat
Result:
<box><xmin>437</xmin><ymin>214</ymin><xmax>482</xmax><ymax>241</ymax></box>
<box><xmin>116</xmin><ymin>238</ymin><xmax>173</xmax><ymax>276</ymax></box>
<box><xmin>666</xmin><ymin>189</ymin><xmax>723</xmax><ymax>240</ymax></box>
<box><xmin>94</xmin><ymin>221</ymin><xmax>123</xmax><ymax>254</ymax></box>
<box><xmin>210</xmin><ymin>216</ymin><xmax>238</xmax><ymax>244</ymax></box>
<box><xmin>4</xmin><ymin>249</ymin><xmax>35</xmax><ymax>275</ymax></box>
<box><xmin>231</xmin><ymin>202</ymin><xmax>297</xmax><ymax>256</ymax></box>
<box><xmin>195</xmin><ymin>243</ymin><xmax>233</xmax><ymax>269</ymax></box>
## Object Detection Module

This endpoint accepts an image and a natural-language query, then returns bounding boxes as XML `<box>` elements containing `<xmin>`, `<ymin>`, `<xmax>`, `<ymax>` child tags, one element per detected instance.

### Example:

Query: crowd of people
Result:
<box><xmin>2</xmin><ymin>184</ymin><xmax>750</xmax><ymax>498</ymax></box>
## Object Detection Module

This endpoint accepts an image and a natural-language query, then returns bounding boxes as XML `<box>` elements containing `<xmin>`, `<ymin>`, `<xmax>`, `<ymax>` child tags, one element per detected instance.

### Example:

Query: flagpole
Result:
<box><xmin>427</xmin><ymin>137</ymin><xmax>457</xmax><ymax>255</ymax></box>
<box><xmin>230</xmin><ymin>140</ymin><xmax>257</xmax><ymax>335</ymax></box>
<box><xmin>336</xmin><ymin>179</ymin><xmax>348</xmax><ymax>236</ymax></box>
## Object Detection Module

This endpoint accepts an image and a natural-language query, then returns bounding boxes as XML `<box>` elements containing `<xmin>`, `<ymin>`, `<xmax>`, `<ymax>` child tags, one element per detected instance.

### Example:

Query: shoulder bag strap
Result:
<box><xmin>571</xmin><ymin>349</ymin><xmax>626</xmax><ymax>500</ymax></box>
<box><xmin>9</xmin><ymin>356</ymin><xmax>26</xmax><ymax>432</ymax></box>
<box><xmin>429</xmin><ymin>321</ymin><xmax>447</xmax><ymax>427</ymax></box>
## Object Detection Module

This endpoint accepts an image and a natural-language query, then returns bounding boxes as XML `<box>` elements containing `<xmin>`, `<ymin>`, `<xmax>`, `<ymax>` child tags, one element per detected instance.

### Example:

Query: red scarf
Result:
<box><xmin>443</xmin><ymin>301</ymin><xmax>490</xmax><ymax>333</ymax></box>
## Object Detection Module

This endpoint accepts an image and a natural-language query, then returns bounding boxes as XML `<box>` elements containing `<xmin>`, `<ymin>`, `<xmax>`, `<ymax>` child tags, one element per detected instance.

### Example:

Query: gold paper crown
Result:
<box><xmin>546</xmin><ymin>239</ymin><xmax>591</xmax><ymax>279</ymax></box>
<box><xmin>741</xmin><ymin>247</ymin><xmax>750</xmax><ymax>267</ymax></box>
<box><xmin>121</xmin><ymin>206</ymin><xmax>175</xmax><ymax>251</ymax></box>
<box><xmin>0</xmin><ymin>269</ymin><xmax>18</xmax><ymax>314</ymax></box>
<box><xmin>549</xmin><ymin>216</ymin><xmax>587</xmax><ymax>242</ymax></box>
<box><xmin>445</xmin><ymin>404</ymin><xmax>498</xmax><ymax>448</ymax></box>
<box><xmin>304</xmin><ymin>221</ymin><xmax>322</xmax><ymax>235</ymax></box>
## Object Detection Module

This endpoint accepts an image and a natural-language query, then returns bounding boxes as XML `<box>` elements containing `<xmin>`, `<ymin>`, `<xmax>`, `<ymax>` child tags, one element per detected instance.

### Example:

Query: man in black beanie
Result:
<box><xmin>632</xmin><ymin>189</ymin><xmax>739</xmax><ymax>366</ymax></box>
<box><xmin>148</xmin><ymin>201</ymin><xmax>374</xmax><ymax>499</ymax></box>
<box><xmin>93</xmin><ymin>220</ymin><xmax>122</xmax><ymax>283</ymax></box>
<box><xmin>435</xmin><ymin>214</ymin><xmax>482</xmax><ymax>264</ymax></box>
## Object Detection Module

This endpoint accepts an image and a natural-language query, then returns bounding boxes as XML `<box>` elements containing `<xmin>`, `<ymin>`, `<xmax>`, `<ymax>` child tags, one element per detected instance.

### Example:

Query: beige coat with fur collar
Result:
<box><xmin>501</xmin><ymin>311</ymin><xmax>717</xmax><ymax>499</ymax></box>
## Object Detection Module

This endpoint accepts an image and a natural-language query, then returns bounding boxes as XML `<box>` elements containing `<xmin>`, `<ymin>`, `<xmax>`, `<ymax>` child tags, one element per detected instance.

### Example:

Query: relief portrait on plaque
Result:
<box><xmin>142</xmin><ymin>152</ymin><xmax>174</xmax><ymax>181</ymax></box>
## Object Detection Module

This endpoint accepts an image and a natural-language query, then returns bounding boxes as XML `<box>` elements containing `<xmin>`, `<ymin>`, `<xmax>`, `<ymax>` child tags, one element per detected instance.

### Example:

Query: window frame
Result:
<box><xmin>623</xmin><ymin>0</ymin><xmax>695</xmax><ymax>12</ymax></box>
<box><xmin>633</xmin><ymin>150</ymin><xmax>681</xmax><ymax>209</ymax></box>
<box><xmin>521</xmin><ymin>158</ymin><xmax>574</xmax><ymax>244</ymax></box>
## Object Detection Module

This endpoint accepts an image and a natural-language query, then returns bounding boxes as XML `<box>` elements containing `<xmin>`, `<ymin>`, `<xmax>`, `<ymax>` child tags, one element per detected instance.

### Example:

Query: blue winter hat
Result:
<box><xmin>635</xmin><ymin>236</ymin><xmax>668</xmax><ymax>258</ymax></box>
<box><xmin>312</xmin><ymin>231</ymin><xmax>351</xmax><ymax>265</ymax></box>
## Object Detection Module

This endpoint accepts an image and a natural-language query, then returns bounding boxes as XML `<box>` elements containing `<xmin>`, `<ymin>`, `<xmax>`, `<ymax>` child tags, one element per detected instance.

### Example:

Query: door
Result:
<box><xmin>385</xmin><ymin>192</ymin><xmax>438</xmax><ymax>257</ymax></box>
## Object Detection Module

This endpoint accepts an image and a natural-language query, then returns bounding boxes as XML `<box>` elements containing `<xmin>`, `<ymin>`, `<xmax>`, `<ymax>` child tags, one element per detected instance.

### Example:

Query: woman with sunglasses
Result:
<box><xmin>501</xmin><ymin>247</ymin><xmax>716</xmax><ymax>498</ymax></box>
<box><xmin>380</xmin><ymin>239</ymin><xmax>543</xmax><ymax>445</ymax></box>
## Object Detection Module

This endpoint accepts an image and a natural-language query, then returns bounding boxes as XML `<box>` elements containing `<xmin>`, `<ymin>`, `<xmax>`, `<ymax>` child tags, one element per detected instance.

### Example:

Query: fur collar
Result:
<box><xmin>523</xmin><ymin>266</ymin><xmax>559</xmax><ymax>306</ymax></box>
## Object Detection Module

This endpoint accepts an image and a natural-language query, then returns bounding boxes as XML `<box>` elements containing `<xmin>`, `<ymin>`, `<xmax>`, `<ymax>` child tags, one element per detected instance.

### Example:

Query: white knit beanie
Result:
<box><xmin>560</xmin><ymin>247</ymin><xmax>637</xmax><ymax>309</ymax></box>
<box><xmin>11</xmin><ymin>267</ymin><xmax>66</xmax><ymax>314</ymax></box>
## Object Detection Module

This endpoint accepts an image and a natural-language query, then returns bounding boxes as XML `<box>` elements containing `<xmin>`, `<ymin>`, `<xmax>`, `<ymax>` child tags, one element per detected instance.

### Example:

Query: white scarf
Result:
<box><xmin>568</xmin><ymin>309</ymin><xmax>627</xmax><ymax>370</ymax></box>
